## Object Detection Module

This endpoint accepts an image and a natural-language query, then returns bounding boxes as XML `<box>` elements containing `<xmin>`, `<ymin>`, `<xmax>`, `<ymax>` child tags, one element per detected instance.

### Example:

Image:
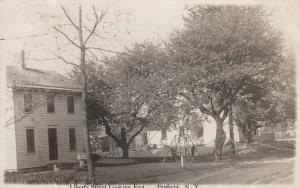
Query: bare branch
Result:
<box><xmin>84</xmin><ymin>7</ymin><xmax>106</xmax><ymax>45</ymax></box>
<box><xmin>34</xmin><ymin>45</ymin><xmax>81</xmax><ymax>68</ymax></box>
<box><xmin>54</xmin><ymin>27</ymin><xmax>81</xmax><ymax>48</ymax></box>
<box><xmin>87</xmin><ymin>49</ymin><xmax>102</xmax><ymax>62</ymax></box>
<box><xmin>87</xmin><ymin>46</ymin><xmax>129</xmax><ymax>55</ymax></box>
<box><xmin>22</xmin><ymin>57</ymin><xmax>58</xmax><ymax>62</ymax></box>
<box><xmin>60</xmin><ymin>5</ymin><xmax>79</xmax><ymax>30</ymax></box>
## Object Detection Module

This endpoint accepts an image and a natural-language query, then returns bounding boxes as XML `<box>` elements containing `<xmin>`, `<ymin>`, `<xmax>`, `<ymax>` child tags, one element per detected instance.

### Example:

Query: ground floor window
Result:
<box><xmin>69</xmin><ymin>128</ymin><xmax>77</xmax><ymax>151</ymax></box>
<box><xmin>143</xmin><ymin>132</ymin><xmax>148</xmax><ymax>145</ymax></box>
<box><xmin>26</xmin><ymin>128</ymin><xmax>35</xmax><ymax>153</ymax></box>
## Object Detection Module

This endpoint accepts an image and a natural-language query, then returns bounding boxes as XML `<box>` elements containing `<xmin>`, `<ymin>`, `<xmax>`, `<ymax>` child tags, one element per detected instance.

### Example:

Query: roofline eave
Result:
<box><xmin>8</xmin><ymin>84</ymin><xmax>82</xmax><ymax>92</ymax></box>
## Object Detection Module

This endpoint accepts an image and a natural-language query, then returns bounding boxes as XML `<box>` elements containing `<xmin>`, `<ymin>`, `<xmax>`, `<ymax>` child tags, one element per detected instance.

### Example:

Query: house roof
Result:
<box><xmin>7</xmin><ymin>66</ymin><xmax>82</xmax><ymax>92</ymax></box>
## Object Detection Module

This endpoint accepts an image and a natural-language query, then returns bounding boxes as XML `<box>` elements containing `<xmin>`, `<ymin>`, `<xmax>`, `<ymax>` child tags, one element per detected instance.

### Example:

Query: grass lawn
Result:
<box><xmin>4</xmin><ymin>140</ymin><xmax>295</xmax><ymax>184</ymax></box>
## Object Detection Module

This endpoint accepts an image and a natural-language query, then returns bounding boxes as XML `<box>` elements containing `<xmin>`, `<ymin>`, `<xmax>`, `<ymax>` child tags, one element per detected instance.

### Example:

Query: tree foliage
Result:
<box><xmin>76</xmin><ymin>43</ymin><xmax>178</xmax><ymax>158</ymax></box>
<box><xmin>163</xmin><ymin>5</ymin><xmax>287</xmax><ymax>160</ymax></box>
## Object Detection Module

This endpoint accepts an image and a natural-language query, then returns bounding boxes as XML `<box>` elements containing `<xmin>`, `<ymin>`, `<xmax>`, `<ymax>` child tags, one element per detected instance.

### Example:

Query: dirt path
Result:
<box><xmin>116</xmin><ymin>158</ymin><xmax>294</xmax><ymax>184</ymax></box>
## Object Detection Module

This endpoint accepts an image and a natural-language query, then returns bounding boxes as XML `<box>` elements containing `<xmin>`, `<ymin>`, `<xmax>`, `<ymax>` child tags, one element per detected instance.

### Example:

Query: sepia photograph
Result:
<box><xmin>0</xmin><ymin>0</ymin><xmax>299</xmax><ymax>187</ymax></box>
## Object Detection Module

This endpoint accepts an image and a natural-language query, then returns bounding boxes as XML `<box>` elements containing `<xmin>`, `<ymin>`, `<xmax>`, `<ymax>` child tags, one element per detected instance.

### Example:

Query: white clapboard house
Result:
<box><xmin>4</xmin><ymin>56</ymin><xmax>85</xmax><ymax>171</ymax></box>
<box><xmin>95</xmin><ymin>115</ymin><xmax>240</xmax><ymax>155</ymax></box>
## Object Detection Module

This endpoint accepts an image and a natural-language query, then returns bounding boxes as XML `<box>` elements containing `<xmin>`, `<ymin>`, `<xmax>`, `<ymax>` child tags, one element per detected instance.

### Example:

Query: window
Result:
<box><xmin>131</xmin><ymin>137</ymin><xmax>136</xmax><ymax>151</ymax></box>
<box><xmin>67</xmin><ymin>96</ymin><xmax>74</xmax><ymax>113</ymax></box>
<box><xmin>161</xmin><ymin>128</ymin><xmax>167</xmax><ymax>140</ymax></box>
<box><xmin>179</xmin><ymin>127</ymin><xmax>185</xmax><ymax>136</ymax></box>
<box><xmin>143</xmin><ymin>132</ymin><xmax>148</xmax><ymax>145</ymax></box>
<box><xmin>26</xmin><ymin>129</ymin><xmax>35</xmax><ymax>153</ymax></box>
<box><xmin>24</xmin><ymin>93</ymin><xmax>32</xmax><ymax>112</ymax></box>
<box><xmin>196</xmin><ymin>126</ymin><xmax>204</xmax><ymax>137</ymax></box>
<box><xmin>47</xmin><ymin>95</ymin><xmax>55</xmax><ymax>113</ymax></box>
<box><xmin>69</xmin><ymin>128</ymin><xmax>77</xmax><ymax>151</ymax></box>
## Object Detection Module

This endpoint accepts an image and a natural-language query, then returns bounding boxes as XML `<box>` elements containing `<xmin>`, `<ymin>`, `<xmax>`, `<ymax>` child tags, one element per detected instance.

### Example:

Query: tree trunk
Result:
<box><xmin>228</xmin><ymin>105</ymin><xmax>236</xmax><ymax>159</ymax></box>
<box><xmin>245</xmin><ymin>131</ymin><xmax>252</xmax><ymax>144</ymax></box>
<box><xmin>244</xmin><ymin>120</ymin><xmax>252</xmax><ymax>144</ymax></box>
<box><xmin>237</xmin><ymin>124</ymin><xmax>245</xmax><ymax>143</ymax></box>
<box><xmin>122</xmin><ymin>145</ymin><xmax>129</xmax><ymax>158</ymax></box>
<box><xmin>214</xmin><ymin>118</ymin><xmax>226</xmax><ymax>161</ymax></box>
<box><xmin>120</xmin><ymin>128</ymin><xmax>129</xmax><ymax>158</ymax></box>
<box><xmin>76</xmin><ymin>5</ymin><xmax>95</xmax><ymax>183</ymax></box>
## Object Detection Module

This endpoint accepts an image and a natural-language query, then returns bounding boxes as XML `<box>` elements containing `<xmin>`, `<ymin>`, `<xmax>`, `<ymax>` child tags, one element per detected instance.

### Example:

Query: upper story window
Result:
<box><xmin>24</xmin><ymin>93</ymin><xmax>33</xmax><ymax>112</ymax></box>
<box><xmin>67</xmin><ymin>96</ymin><xmax>75</xmax><ymax>113</ymax></box>
<box><xmin>47</xmin><ymin>95</ymin><xmax>55</xmax><ymax>113</ymax></box>
<box><xmin>26</xmin><ymin>128</ymin><xmax>35</xmax><ymax>153</ymax></box>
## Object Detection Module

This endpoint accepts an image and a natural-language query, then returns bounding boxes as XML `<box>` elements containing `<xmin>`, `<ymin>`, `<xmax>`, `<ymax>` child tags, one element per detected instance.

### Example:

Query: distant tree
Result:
<box><xmin>233</xmin><ymin>51</ymin><xmax>296</xmax><ymax>143</ymax></box>
<box><xmin>165</xmin><ymin>5</ymin><xmax>286</xmax><ymax>161</ymax></box>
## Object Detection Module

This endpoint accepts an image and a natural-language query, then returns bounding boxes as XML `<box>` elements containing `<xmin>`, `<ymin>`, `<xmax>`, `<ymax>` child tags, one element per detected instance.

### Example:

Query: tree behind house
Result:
<box><xmin>164</xmin><ymin>5</ymin><xmax>286</xmax><ymax>161</ymax></box>
<box><xmin>76</xmin><ymin>43</ymin><xmax>177</xmax><ymax>158</ymax></box>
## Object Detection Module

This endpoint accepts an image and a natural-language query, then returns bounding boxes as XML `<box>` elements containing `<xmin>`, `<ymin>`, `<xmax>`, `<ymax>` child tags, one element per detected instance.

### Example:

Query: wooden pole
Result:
<box><xmin>180</xmin><ymin>136</ymin><xmax>184</xmax><ymax>168</ymax></box>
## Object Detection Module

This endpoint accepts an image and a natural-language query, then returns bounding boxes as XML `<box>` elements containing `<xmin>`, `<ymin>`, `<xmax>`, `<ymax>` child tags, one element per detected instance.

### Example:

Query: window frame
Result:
<box><xmin>47</xmin><ymin>95</ymin><xmax>55</xmax><ymax>113</ymax></box>
<box><xmin>69</xmin><ymin>128</ymin><xmax>77</xmax><ymax>151</ymax></box>
<box><xmin>26</xmin><ymin>128</ymin><xmax>36</xmax><ymax>153</ymax></box>
<box><xmin>24</xmin><ymin>93</ymin><xmax>33</xmax><ymax>113</ymax></box>
<box><xmin>67</xmin><ymin>95</ymin><xmax>75</xmax><ymax>114</ymax></box>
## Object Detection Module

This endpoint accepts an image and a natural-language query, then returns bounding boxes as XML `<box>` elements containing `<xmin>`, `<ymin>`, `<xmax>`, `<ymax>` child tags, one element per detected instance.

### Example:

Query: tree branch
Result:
<box><xmin>84</xmin><ymin>7</ymin><xmax>106</xmax><ymax>45</ymax></box>
<box><xmin>128</xmin><ymin>123</ymin><xmax>146</xmax><ymax>145</ymax></box>
<box><xmin>34</xmin><ymin>45</ymin><xmax>81</xmax><ymax>68</ymax></box>
<box><xmin>54</xmin><ymin>27</ymin><xmax>81</xmax><ymax>48</ymax></box>
<box><xmin>209</xmin><ymin>96</ymin><xmax>216</xmax><ymax>114</ymax></box>
<box><xmin>60</xmin><ymin>5</ymin><xmax>79</xmax><ymax>30</ymax></box>
<box><xmin>199</xmin><ymin>106</ymin><xmax>213</xmax><ymax>116</ymax></box>
<box><xmin>221</xmin><ymin>106</ymin><xmax>228</xmax><ymax>121</ymax></box>
<box><xmin>99</xmin><ymin>115</ymin><xmax>122</xmax><ymax>146</ymax></box>
<box><xmin>86</xmin><ymin>46</ymin><xmax>129</xmax><ymax>55</ymax></box>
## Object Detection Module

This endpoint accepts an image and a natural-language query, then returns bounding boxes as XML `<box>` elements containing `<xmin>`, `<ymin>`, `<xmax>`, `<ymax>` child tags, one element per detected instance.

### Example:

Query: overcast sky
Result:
<box><xmin>1</xmin><ymin>0</ymin><xmax>299</xmax><ymax>74</ymax></box>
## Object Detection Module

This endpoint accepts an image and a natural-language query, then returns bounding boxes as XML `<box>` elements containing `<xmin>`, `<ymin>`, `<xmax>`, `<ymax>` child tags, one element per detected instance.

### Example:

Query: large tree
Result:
<box><xmin>233</xmin><ymin>50</ymin><xmax>296</xmax><ymax>143</ymax></box>
<box><xmin>165</xmin><ymin>5</ymin><xmax>285</xmax><ymax>161</ymax></box>
<box><xmin>80</xmin><ymin>43</ymin><xmax>177</xmax><ymax>158</ymax></box>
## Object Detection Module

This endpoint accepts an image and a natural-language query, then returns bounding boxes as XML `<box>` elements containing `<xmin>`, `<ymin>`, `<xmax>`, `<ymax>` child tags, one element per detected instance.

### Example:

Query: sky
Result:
<box><xmin>0</xmin><ymin>0</ymin><xmax>299</xmax><ymax>74</ymax></box>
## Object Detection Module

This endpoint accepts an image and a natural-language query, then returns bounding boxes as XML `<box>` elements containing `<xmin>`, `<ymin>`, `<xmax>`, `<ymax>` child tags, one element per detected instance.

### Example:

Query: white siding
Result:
<box><xmin>4</xmin><ymin>88</ymin><xmax>18</xmax><ymax>170</ymax></box>
<box><xmin>147</xmin><ymin>116</ymin><xmax>240</xmax><ymax>148</ymax></box>
<box><xmin>203</xmin><ymin>116</ymin><xmax>240</xmax><ymax>146</ymax></box>
<box><xmin>13</xmin><ymin>89</ymin><xmax>85</xmax><ymax>169</ymax></box>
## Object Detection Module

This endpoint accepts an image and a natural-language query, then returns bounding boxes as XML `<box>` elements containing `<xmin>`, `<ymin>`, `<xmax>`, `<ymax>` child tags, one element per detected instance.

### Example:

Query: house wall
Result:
<box><xmin>146</xmin><ymin>129</ymin><xmax>203</xmax><ymax>148</ymax></box>
<box><xmin>4</xmin><ymin>88</ymin><xmax>18</xmax><ymax>170</ymax></box>
<box><xmin>202</xmin><ymin>116</ymin><xmax>240</xmax><ymax>146</ymax></box>
<box><xmin>146</xmin><ymin>116</ymin><xmax>240</xmax><ymax>148</ymax></box>
<box><xmin>12</xmin><ymin>89</ymin><xmax>85</xmax><ymax>169</ymax></box>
